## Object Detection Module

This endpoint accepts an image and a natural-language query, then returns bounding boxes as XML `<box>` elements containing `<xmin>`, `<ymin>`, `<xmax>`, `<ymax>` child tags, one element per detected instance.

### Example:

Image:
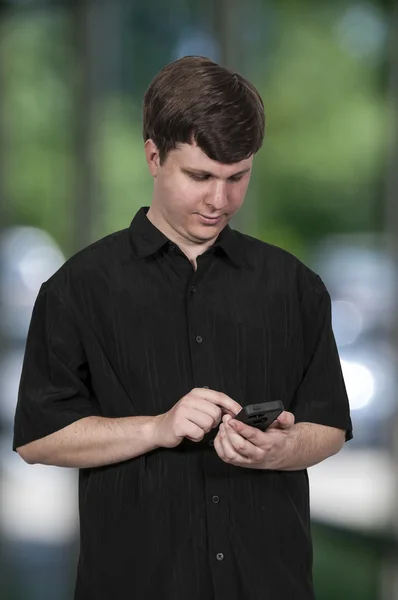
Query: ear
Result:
<box><xmin>144</xmin><ymin>139</ymin><xmax>160</xmax><ymax>177</ymax></box>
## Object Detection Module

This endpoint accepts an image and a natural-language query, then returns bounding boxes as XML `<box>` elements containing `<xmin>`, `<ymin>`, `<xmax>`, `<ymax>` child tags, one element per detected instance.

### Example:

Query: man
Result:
<box><xmin>13</xmin><ymin>56</ymin><xmax>352</xmax><ymax>600</ymax></box>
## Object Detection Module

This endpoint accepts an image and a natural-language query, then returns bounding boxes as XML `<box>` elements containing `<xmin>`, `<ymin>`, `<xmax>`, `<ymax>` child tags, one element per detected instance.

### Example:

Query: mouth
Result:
<box><xmin>197</xmin><ymin>214</ymin><xmax>223</xmax><ymax>225</ymax></box>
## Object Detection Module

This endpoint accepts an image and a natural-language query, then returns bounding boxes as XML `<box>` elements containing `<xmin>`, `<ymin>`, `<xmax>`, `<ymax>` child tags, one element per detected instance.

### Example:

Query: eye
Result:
<box><xmin>188</xmin><ymin>173</ymin><xmax>210</xmax><ymax>182</ymax></box>
<box><xmin>229</xmin><ymin>174</ymin><xmax>244</xmax><ymax>183</ymax></box>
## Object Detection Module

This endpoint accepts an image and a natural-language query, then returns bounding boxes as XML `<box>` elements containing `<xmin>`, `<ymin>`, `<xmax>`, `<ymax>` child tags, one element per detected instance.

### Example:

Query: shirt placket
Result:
<box><xmin>185</xmin><ymin>253</ymin><xmax>237</xmax><ymax>600</ymax></box>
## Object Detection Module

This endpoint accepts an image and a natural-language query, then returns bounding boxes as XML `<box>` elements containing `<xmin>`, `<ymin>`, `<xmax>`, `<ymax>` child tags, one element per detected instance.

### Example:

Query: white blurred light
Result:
<box><xmin>18</xmin><ymin>246</ymin><xmax>64</xmax><ymax>293</ymax></box>
<box><xmin>0</xmin><ymin>351</ymin><xmax>23</xmax><ymax>422</ymax></box>
<box><xmin>313</xmin><ymin>238</ymin><xmax>398</xmax><ymax>333</ymax></box>
<box><xmin>332</xmin><ymin>300</ymin><xmax>363</xmax><ymax>346</ymax></box>
<box><xmin>340</xmin><ymin>359</ymin><xmax>375</xmax><ymax>410</ymax></box>
<box><xmin>336</xmin><ymin>3</ymin><xmax>386</xmax><ymax>60</ymax></box>
<box><xmin>0</xmin><ymin>227</ymin><xmax>65</xmax><ymax>339</ymax></box>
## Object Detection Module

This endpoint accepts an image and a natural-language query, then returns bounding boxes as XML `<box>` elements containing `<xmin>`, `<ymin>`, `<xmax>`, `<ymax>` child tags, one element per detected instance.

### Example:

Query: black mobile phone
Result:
<box><xmin>234</xmin><ymin>401</ymin><xmax>284</xmax><ymax>431</ymax></box>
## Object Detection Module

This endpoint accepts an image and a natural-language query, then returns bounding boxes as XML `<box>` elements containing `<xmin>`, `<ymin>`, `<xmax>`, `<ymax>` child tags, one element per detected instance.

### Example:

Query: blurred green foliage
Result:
<box><xmin>0</xmin><ymin>1</ymin><xmax>389</xmax><ymax>264</ymax></box>
<box><xmin>251</xmin><ymin>3</ymin><xmax>388</xmax><ymax>261</ymax></box>
<box><xmin>0</xmin><ymin>3</ymin><xmax>393</xmax><ymax>599</ymax></box>
<box><xmin>312</xmin><ymin>523</ymin><xmax>382</xmax><ymax>600</ymax></box>
<box><xmin>2</xmin><ymin>10</ymin><xmax>74</xmax><ymax>252</ymax></box>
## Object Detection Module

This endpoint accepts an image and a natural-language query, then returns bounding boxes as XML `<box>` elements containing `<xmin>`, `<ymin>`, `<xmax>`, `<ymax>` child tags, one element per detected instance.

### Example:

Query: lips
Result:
<box><xmin>197</xmin><ymin>214</ymin><xmax>223</xmax><ymax>225</ymax></box>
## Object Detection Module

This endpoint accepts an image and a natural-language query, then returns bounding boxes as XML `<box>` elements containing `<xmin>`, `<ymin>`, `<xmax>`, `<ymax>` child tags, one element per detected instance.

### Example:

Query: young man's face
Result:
<box><xmin>145</xmin><ymin>140</ymin><xmax>253</xmax><ymax>250</ymax></box>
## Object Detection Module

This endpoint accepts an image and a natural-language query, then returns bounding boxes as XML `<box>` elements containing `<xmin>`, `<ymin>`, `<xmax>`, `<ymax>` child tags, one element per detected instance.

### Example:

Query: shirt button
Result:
<box><xmin>216</xmin><ymin>553</ymin><xmax>224</xmax><ymax>561</ymax></box>
<box><xmin>190</xmin><ymin>286</ymin><xmax>196</xmax><ymax>293</ymax></box>
<box><xmin>170</xmin><ymin>245</ymin><xmax>176</xmax><ymax>252</ymax></box>
<box><xmin>196</xmin><ymin>335</ymin><xmax>203</xmax><ymax>343</ymax></box>
<box><xmin>209</xmin><ymin>440</ymin><xmax>214</xmax><ymax>447</ymax></box>
<box><xmin>212</xmin><ymin>495</ymin><xmax>220</xmax><ymax>504</ymax></box>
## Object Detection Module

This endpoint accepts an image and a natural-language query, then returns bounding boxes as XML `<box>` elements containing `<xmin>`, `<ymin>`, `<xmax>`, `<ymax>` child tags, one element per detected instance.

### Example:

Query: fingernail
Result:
<box><xmin>230</xmin><ymin>421</ymin><xmax>236</xmax><ymax>429</ymax></box>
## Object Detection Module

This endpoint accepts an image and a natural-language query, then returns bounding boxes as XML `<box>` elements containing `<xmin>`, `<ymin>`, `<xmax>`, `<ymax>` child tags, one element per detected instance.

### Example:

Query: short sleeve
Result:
<box><xmin>13</xmin><ymin>283</ymin><xmax>101</xmax><ymax>451</ymax></box>
<box><xmin>290</xmin><ymin>273</ymin><xmax>353</xmax><ymax>442</ymax></box>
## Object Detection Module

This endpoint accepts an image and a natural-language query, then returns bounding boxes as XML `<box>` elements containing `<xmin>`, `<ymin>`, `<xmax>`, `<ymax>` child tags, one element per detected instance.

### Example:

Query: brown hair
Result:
<box><xmin>142</xmin><ymin>56</ymin><xmax>265</xmax><ymax>165</ymax></box>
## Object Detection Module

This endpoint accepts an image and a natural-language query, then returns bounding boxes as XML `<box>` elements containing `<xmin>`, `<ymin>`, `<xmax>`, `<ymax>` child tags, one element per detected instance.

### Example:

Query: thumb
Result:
<box><xmin>274</xmin><ymin>411</ymin><xmax>295</xmax><ymax>429</ymax></box>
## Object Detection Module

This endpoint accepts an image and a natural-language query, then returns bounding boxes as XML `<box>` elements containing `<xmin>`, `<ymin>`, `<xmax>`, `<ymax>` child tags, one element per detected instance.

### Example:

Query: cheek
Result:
<box><xmin>239</xmin><ymin>176</ymin><xmax>251</xmax><ymax>194</ymax></box>
<box><xmin>229</xmin><ymin>181</ymin><xmax>249</xmax><ymax>205</ymax></box>
<box><xmin>165</xmin><ymin>175</ymin><xmax>204</xmax><ymax>204</ymax></box>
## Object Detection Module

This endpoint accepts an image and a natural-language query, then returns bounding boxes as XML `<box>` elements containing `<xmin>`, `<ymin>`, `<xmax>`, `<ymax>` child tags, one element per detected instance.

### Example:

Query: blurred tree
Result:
<box><xmin>1</xmin><ymin>7</ymin><xmax>74</xmax><ymax>253</ymax></box>
<box><xmin>0</xmin><ymin>0</ymin><xmax>390</xmax><ymax>263</ymax></box>
<box><xmin>249</xmin><ymin>2</ymin><xmax>388</xmax><ymax>259</ymax></box>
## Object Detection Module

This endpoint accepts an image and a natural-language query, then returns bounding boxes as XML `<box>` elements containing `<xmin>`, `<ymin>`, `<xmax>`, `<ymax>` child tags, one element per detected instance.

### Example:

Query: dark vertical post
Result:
<box><xmin>381</xmin><ymin>1</ymin><xmax>398</xmax><ymax>597</ymax></box>
<box><xmin>212</xmin><ymin>0</ymin><xmax>238</xmax><ymax>70</ymax></box>
<box><xmin>384</xmin><ymin>4</ymin><xmax>398</xmax><ymax>258</ymax></box>
<box><xmin>210</xmin><ymin>0</ymin><xmax>259</xmax><ymax>234</ymax></box>
<box><xmin>70</xmin><ymin>0</ymin><xmax>107</xmax><ymax>252</ymax></box>
<box><xmin>0</xmin><ymin>7</ymin><xmax>9</xmax><ymax>366</ymax></box>
<box><xmin>0</xmin><ymin>6</ymin><xmax>9</xmax><ymax>230</ymax></box>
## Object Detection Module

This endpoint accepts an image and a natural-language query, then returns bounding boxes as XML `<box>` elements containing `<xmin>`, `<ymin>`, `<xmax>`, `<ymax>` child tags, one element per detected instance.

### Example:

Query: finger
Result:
<box><xmin>185</xmin><ymin>421</ymin><xmax>206</xmax><ymax>443</ymax></box>
<box><xmin>223</xmin><ymin>421</ymin><xmax>253</xmax><ymax>459</ymax></box>
<box><xmin>221</xmin><ymin>408</ymin><xmax>239</xmax><ymax>418</ymax></box>
<box><xmin>195</xmin><ymin>388</ymin><xmax>242</xmax><ymax>417</ymax></box>
<box><xmin>186</xmin><ymin>407</ymin><xmax>216</xmax><ymax>432</ymax></box>
<box><xmin>272</xmin><ymin>411</ymin><xmax>295</xmax><ymax>430</ymax></box>
<box><xmin>224</xmin><ymin>421</ymin><xmax>246</xmax><ymax>453</ymax></box>
<box><xmin>228</xmin><ymin>419</ymin><xmax>264</xmax><ymax>445</ymax></box>
<box><xmin>221</xmin><ymin>422</ymin><xmax>258</xmax><ymax>462</ymax></box>
<box><xmin>184</xmin><ymin>396</ymin><xmax>222</xmax><ymax>427</ymax></box>
<box><xmin>219</xmin><ymin>423</ymin><xmax>243</xmax><ymax>461</ymax></box>
<box><xmin>223</xmin><ymin>413</ymin><xmax>233</xmax><ymax>424</ymax></box>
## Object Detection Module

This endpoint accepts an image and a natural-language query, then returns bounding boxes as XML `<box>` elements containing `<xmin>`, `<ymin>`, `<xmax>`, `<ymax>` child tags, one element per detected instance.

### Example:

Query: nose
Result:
<box><xmin>211</xmin><ymin>180</ymin><xmax>228</xmax><ymax>207</ymax></box>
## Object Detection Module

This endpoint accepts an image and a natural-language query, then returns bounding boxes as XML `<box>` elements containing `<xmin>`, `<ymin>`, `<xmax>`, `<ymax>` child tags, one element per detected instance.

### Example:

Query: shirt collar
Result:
<box><xmin>129</xmin><ymin>206</ymin><xmax>247</xmax><ymax>268</ymax></box>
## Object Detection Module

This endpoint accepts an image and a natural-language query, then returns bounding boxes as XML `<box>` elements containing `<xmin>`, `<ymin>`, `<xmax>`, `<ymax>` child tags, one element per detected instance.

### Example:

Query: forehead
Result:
<box><xmin>169</xmin><ymin>142</ymin><xmax>253</xmax><ymax>175</ymax></box>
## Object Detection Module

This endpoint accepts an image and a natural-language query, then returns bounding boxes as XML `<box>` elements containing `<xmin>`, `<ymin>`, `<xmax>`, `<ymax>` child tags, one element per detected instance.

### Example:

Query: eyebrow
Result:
<box><xmin>182</xmin><ymin>167</ymin><xmax>251</xmax><ymax>178</ymax></box>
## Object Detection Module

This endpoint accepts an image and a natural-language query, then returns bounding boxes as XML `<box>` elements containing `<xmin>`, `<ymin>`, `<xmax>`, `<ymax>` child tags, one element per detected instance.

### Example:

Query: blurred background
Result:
<box><xmin>0</xmin><ymin>0</ymin><xmax>397</xmax><ymax>598</ymax></box>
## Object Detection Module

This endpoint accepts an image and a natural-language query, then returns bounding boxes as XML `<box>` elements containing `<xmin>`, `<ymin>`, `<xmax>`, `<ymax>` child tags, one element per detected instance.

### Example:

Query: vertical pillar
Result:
<box><xmin>381</xmin><ymin>1</ymin><xmax>398</xmax><ymax>597</ymax></box>
<box><xmin>0</xmin><ymin>5</ymin><xmax>9</xmax><ymax>230</ymax></box>
<box><xmin>211</xmin><ymin>0</ymin><xmax>259</xmax><ymax>234</ymax></box>
<box><xmin>70</xmin><ymin>0</ymin><xmax>105</xmax><ymax>252</ymax></box>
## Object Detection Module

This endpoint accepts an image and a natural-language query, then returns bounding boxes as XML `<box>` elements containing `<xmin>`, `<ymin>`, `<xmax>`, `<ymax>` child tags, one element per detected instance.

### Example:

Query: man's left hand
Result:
<box><xmin>213</xmin><ymin>411</ymin><xmax>295</xmax><ymax>469</ymax></box>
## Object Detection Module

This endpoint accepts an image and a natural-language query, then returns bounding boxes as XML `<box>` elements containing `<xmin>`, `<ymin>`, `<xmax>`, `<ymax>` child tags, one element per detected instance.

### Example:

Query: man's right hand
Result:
<box><xmin>152</xmin><ymin>388</ymin><xmax>242</xmax><ymax>448</ymax></box>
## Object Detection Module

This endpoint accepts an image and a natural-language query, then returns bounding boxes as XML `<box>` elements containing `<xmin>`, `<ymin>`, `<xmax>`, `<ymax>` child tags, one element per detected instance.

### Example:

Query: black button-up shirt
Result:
<box><xmin>13</xmin><ymin>206</ymin><xmax>353</xmax><ymax>600</ymax></box>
